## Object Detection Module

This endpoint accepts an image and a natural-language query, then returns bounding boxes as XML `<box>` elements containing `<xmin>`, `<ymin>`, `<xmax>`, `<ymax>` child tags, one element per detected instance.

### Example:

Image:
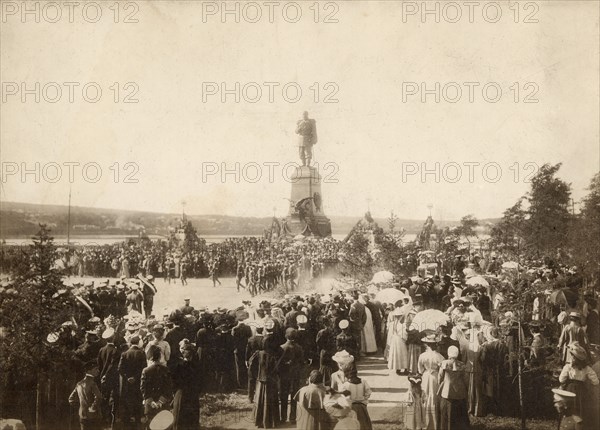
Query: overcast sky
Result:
<box><xmin>1</xmin><ymin>1</ymin><xmax>599</xmax><ymax>221</ymax></box>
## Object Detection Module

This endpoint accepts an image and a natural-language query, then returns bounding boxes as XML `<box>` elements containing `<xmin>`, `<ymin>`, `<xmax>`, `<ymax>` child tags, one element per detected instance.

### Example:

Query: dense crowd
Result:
<box><xmin>2</xmin><ymin>248</ymin><xmax>598</xmax><ymax>430</ymax></box>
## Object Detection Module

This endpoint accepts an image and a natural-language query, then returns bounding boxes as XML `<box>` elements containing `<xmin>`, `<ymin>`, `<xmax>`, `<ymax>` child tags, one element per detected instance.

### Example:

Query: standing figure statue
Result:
<box><xmin>295</xmin><ymin>111</ymin><xmax>318</xmax><ymax>166</ymax></box>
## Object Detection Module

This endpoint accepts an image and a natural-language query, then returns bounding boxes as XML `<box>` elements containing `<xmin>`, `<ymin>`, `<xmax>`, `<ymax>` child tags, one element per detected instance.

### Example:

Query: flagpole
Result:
<box><xmin>67</xmin><ymin>186</ymin><xmax>72</xmax><ymax>246</ymax></box>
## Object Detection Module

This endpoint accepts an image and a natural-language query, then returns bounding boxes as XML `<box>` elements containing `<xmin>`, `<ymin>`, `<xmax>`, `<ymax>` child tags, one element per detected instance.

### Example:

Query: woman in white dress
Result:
<box><xmin>418</xmin><ymin>333</ymin><xmax>445</xmax><ymax>430</ymax></box>
<box><xmin>360</xmin><ymin>295</ymin><xmax>377</xmax><ymax>354</ymax></box>
<box><xmin>387</xmin><ymin>307</ymin><xmax>409</xmax><ymax>375</ymax></box>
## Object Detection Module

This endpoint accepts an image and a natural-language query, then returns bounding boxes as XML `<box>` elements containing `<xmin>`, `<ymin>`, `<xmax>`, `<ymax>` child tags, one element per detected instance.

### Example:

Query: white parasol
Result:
<box><xmin>465</xmin><ymin>276</ymin><xmax>489</xmax><ymax>287</ymax></box>
<box><xmin>375</xmin><ymin>288</ymin><xmax>405</xmax><ymax>304</ymax></box>
<box><xmin>410</xmin><ymin>309</ymin><xmax>450</xmax><ymax>333</ymax></box>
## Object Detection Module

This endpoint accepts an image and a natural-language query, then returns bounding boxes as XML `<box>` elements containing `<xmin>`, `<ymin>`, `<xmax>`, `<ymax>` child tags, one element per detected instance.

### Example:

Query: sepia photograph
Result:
<box><xmin>0</xmin><ymin>1</ymin><xmax>599</xmax><ymax>429</ymax></box>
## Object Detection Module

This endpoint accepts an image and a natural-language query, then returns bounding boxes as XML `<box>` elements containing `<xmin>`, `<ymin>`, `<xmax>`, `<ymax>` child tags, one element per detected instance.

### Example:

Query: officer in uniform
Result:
<box><xmin>295</xmin><ymin>111</ymin><xmax>317</xmax><ymax>166</ymax></box>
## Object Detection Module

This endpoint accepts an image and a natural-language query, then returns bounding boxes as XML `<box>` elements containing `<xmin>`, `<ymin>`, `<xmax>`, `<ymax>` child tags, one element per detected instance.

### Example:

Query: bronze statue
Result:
<box><xmin>295</xmin><ymin>111</ymin><xmax>318</xmax><ymax>166</ymax></box>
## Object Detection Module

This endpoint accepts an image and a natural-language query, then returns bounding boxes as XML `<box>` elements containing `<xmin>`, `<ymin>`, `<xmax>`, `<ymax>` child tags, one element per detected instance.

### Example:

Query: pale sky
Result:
<box><xmin>1</xmin><ymin>0</ymin><xmax>599</xmax><ymax>221</ymax></box>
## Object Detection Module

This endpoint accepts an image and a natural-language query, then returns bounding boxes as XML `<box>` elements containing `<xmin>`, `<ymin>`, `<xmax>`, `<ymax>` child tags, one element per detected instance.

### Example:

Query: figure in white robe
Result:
<box><xmin>360</xmin><ymin>303</ymin><xmax>377</xmax><ymax>354</ymax></box>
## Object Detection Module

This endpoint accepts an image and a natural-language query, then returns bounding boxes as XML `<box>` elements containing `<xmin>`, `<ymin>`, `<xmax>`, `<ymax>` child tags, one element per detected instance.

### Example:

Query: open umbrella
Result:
<box><xmin>375</xmin><ymin>288</ymin><xmax>405</xmax><ymax>304</ymax></box>
<box><xmin>465</xmin><ymin>276</ymin><xmax>489</xmax><ymax>287</ymax></box>
<box><xmin>371</xmin><ymin>270</ymin><xmax>395</xmax><ymax>284</ymax></box>
<box><xmin>411</xmin><ymin>309</ymin><xmax>450</xmax><ymax>333</ymax></box>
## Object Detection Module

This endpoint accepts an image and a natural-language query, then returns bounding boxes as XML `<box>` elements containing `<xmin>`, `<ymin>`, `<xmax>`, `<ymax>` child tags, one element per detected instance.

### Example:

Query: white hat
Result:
<box><xmin>552</xmin><ymin>388</ymin><xmax>576</xmax><ymax>402</ymax></box>
<box><xmin>448</xmin><ymin>345</ymin><xmax>459</xmax><ymax>358</ymax></box>
<box><xmin>102</xmin><ymin>327</ymin><xmax>115</xmax><ymax>339</ymax></box>
<box><xmin>338</xmin><ymin>319</ymin><xmax>349</xmax><ymax>329</ymax></box>
<box><xmin>332</xmin><ymin>350</ymin><xmax>354</xmax><ymax>364</ymax></box>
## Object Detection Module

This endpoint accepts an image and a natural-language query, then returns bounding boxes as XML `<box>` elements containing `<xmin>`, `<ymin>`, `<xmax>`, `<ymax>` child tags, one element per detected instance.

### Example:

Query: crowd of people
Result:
<box><xmin>0</xmin><ymin>235</ymin><xmax>341</xmax><ymax>296</ymax></box>
<box><xmin>2</xmin><ymin>249</ymin><xmax>597</xmax><ymax>430</ymax></box>
<box><xmin>1</xmin><ymin>227</ymin><xmax>599</xmax><ymax>430</ymax></box>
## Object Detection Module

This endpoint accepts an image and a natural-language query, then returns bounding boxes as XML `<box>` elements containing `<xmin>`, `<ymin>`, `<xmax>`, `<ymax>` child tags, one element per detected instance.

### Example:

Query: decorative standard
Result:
<box><xmin>283</xmin><ymin>112</ymin><xmax>332</xmax><ymax>237</ymax></box>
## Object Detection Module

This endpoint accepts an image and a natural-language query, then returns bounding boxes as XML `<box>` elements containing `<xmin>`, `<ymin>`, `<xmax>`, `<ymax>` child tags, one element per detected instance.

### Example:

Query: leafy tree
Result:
<box><xmin>0</xmin><ymin>225</ymin><xmax>74</xmax><ymax>428</ymax></box>
<box><xmin>570</xmin><ymin>172</ymin><xmax>600</xmax><ymax>281</ymax></box>
<box><xmin>458</xmin><ymin>214</ymin><xmax>479</xmax><ymax>249</ymax></box>
<box><xmin>339</xmin><ymin>225</ymin><xmax>373</xmax><ymax>282</ymax></box>
<box><xmin>523</xmin><ymin>163</ymin><xmax>572</xmax><ymax>258</ymax></box>
<box><xmin>490</xmin><ymin>198</ymin><xmax>527</xmax><ymax>257</ymax></box>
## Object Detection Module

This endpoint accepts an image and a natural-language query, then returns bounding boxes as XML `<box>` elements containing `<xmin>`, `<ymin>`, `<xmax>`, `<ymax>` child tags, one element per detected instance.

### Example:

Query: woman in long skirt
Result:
<box><xmin>405</xmin><ymin>305</ymin><xmax>423</xmax><ymax>375</ymax></box>
<box><xmin>252</xmin><ymin>336</ymin><xmax>281</xmax><ymax>428</ymax></box>
<box><xmin>438</xmin><ymin>346</ymin><xmax>470</xmax><ymax>430</ymax></box>
<box><xmin>558</xmin><ymin>342</ymin><xmax>599</xmax><ymax>423</ymax></box>
<box><xmin>418</xmin><ymin>334</ymin><xmax>445</xmax><ymax>429</ymax></box>
<box><xmin>360</xmin><ymin>295</ymin><xmax>377</xmax><ymax>354</ymax></box>
<box><xmin>387</xmin><ymin>307</ymin><xmax>408</xmax><ymax>375</ymax></box>
<box><xmin>341</xmin><ymin>363</ymin><xmax>372</xmax><ymax>430</ymax></box>
<box><xmin>171</xmin><ymin>340</ymin><xmax>201</xmax><ymax>430</ymax></box>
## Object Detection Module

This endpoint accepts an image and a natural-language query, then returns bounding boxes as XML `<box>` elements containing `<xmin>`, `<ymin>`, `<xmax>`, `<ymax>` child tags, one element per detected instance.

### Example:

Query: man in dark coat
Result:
<box><xmin>165</xmin><ymin>314</ymin><xmax>186</xmax><ymax>370</ymax></box>
<box><xmin>118</xmin><ymin>336</ymin><xmax>146</xmax><ymax>429</ymax></box>
<box><xmin>97</xmin><ymin>328</ymin><xmax>121</xmax><ymax>428</ymax></box>
<box><xmin>278</xmin><ymin>328</ymin><xmax>305</xmax><ymax>423</ymax></box>
<box><xmin>245</xmin><ymin>324</ymin><xmax>265</xmax><ymax>402</ymax></box>
<box><xmin>141</xmin><ymin>345</ymin><xmax>173</xmax><ymax>424</ymax></box>
<box><xmin>348</xmin><ymin>293</ymin><xmax>366</xmax><ymax>355</ymax></box>
<box><xmin>231</xmin><ymin>313</ymin><xmax>253</xmax><ymax>389</ymax></box>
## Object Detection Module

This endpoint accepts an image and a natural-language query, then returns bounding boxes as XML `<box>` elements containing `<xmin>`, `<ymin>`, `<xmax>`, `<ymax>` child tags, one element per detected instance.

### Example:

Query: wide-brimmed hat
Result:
<box><xmin>552</xmin><ymin>388</ymin><xmax>576</xmax><ymax>403</ymax></box>
<box><xmin>102</xmin><ymin>328</ymin><xmax>115</xmax><ymax>339</ymax></box>
<box><xmin>332</xmin><ymin>350</ymin><xmax>354</xmax><ymax>364</ymax></box>
<box><xmin>569</xmin><ymin>312</ymin><xmax>581</xmax><ymax>320</ymax></box>
<box><xmin>568</xmin><ymin>342</ymin><xmax>587</xmax><ymax>361</ymax></box>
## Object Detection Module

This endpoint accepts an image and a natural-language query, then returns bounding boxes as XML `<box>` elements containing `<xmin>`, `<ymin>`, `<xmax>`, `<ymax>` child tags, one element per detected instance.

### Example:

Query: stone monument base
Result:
<box><xmin>285</xmin><ymin>165</ymin><xmax>332</xmax><ymax>238</ymax></box>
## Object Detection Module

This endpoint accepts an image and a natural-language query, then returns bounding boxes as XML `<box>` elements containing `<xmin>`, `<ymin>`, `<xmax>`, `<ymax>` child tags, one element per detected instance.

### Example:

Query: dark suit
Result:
<box><xmin>140</xmin><ymin>363</ymin><xmax>172</xmax><ymax>420</ymax></box>
<box><xmin>277</xmin><ymin>340</ymin><xmax>305</xmax><ymax>422</ymax></box>
<box><xmin>349</xmin><ymin>301</ymin><xmax>367</xmax><ymax>354</ymax></box>
<box><xmin>98</xmin><ymin>343</ymin><xmax>121</xmax><ymax>426</ymax></box>
<box><xmin>165</xmin><ymin>326</ymin><xmax>186</xmax><ymax>369</ymax></box>
<box><xmin>118</xmin><ymin>346</ymin><xmax>146</xmax><ymax>428</ymax></box>
<box><xmin>246</xmin><ymin>334</ymin><xmax>264</xmax><ymax>402</ymax></box>
<box><xmin>231</xmin><ymin>323</ymin><xmax>252</xmax><ymax>388</ymax></box>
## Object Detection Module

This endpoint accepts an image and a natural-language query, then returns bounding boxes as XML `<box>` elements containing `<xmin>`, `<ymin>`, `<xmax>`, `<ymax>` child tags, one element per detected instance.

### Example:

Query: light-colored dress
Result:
<box><xmin>387</xmin><ymin>318</ymin><xmax>408</xmax><ymax>371</ymax></box>
<box><xmin>361</xmin><ymin>306</ymin><xmax>378</xmax><ymax>354</ymax></box>
<box><xmin>418</xmin><ymin>349</ymin><xmax>444</xmax><ymax>429</ymax></box>
<box><xmin>405</xmin><ymin>388</ymin><xmax>425</xmax><ymax>430</ymax></box>
<box><xmin>340</xmin><ymin>380</ymin><xmax>372</xmax><ymax>430</ymax></box>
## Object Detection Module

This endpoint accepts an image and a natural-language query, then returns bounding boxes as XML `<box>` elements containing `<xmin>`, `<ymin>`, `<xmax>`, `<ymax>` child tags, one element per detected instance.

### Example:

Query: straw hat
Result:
<box><xmin>332</xmin><ymin>350</ymin><xmax>354</xmax><ymax>364</ymax></box>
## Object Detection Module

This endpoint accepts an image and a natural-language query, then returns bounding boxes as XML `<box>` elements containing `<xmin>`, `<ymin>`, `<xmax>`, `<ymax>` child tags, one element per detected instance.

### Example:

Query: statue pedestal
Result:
<box><xmin>285</xmin><ymin>166</ymin><xmax>332</xmax><ymax>237</ymax></box>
